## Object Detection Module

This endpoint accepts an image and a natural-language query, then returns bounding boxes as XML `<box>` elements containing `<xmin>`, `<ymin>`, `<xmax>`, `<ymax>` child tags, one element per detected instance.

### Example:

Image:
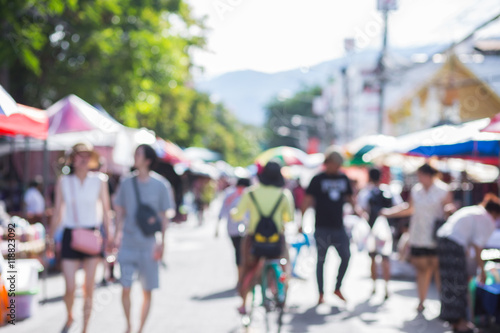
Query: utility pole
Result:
<box><xmin>341</xmin><ymin>65</ymin><xmax>351</xmax><ymax>143</ymax></box>
<box><xmin>377</xmin><ymin>0</ymin><xmax>397</xmax><ymax>134</ymax></box>
<box><xmin>343</xmin><ymin>38</ymin><xmax>355</xmax><ymax>143</ymax></box>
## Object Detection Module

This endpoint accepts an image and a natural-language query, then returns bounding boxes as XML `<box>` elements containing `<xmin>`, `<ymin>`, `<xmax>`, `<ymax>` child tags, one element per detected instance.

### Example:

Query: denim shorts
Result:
<box><xmin>118</xmin><ymin>247</ymin><xmax>159</xmax><ymax>290</ymax></box>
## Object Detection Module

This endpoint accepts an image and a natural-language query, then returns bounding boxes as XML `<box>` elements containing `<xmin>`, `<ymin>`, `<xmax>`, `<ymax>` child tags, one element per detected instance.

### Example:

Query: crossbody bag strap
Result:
<box><xmin>69</xmin><ymin>176</ymin><xmax>80</xmax><ymax>227</ymax></box>
<box><xmin>132</xmin><ymin>176</ymin><xmax>143</xmax><ymax>205</ymax></box>
<box><xmin>225</xmin><ymin>191</ymin><xmax>240</xmax><ymax>208</ymax></box>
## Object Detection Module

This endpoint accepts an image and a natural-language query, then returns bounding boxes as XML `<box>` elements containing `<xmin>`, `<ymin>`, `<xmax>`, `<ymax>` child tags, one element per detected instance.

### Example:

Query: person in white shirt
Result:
<box><xmin>217</xmin><ymin>178</ymin><xmax>251</xmax><ymax>288</ymax></box>
<box><xmin>23</xmin><ymin>176</ymin><xmax>45</xmax><ymax>221</ymax></box>
<box><xmin>382</xmin><ymin>163</ymin><xmax>454</xmax><ymax>313</ymax></box>
<box><xmin>436</xmin><ymin>194</ymin><xmax>500</xmax><ymax>333</ymax></box>
<box><xmin>49</xmin><ymin>143</ymin><xmax>112</xmax><ymax>333</ymax></box>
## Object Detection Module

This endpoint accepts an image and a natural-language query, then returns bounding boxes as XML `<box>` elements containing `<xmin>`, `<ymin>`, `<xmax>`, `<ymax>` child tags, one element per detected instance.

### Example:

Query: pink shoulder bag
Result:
<box><xmin>69</xmin><ymin>177</ymin><xmax>103</xmax><ymax>255</ymax></box>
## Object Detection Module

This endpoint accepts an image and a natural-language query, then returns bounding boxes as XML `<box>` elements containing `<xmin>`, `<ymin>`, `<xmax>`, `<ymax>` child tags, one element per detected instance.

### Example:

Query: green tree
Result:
<box><xmin>0</xmin><ymin>0</ymin><xmax>260</xmax><ymax>166</ymax></box>
<box><xmin>204</xmin><ymin>103</ymin><xmax>262</xmax><ymax>166</ymax></box>
<box><xmin>264</xmin><ymin>85</ymin><xmax>324</xmax><ymax>149</ymax></box>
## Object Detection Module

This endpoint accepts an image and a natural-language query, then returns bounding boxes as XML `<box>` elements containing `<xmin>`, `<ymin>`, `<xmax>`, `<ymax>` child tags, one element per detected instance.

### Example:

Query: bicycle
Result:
<box><xmin>290</xmin><ymin>232</ymin><xmax>310</xmax><ymax>279</ymax></box>
<box><xmin>241</xmin><ymin>257</ymin><xmax>288</xmax><ymax>332</ymax></box>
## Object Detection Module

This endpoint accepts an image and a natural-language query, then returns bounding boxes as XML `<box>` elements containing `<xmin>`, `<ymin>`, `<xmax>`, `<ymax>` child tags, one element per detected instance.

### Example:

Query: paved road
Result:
<box><xmin>3</xmin><ymin>203</ymin><xmax>492</xmax><ymax>333</ymax></box>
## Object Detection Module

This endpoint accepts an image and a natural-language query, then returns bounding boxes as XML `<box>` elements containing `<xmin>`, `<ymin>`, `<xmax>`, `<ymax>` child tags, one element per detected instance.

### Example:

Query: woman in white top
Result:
<box><xmin>49</xmin><ymin>143</ymin><xmax>112</xmax><ymax>333</ymax></box>
<box><xmin>382</xmin><ymin>163</ymin><xmax>453</xmax><ymax>313</ymax></box>
<box><xmin>436</xmin><ymin>195</ymin><xmax>500</xmax><ymax>333</ymax></box>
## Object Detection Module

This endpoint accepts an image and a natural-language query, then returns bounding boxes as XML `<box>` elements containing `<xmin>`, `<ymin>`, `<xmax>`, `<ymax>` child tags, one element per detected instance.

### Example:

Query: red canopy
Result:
<box><xmin>481</xmin><ymin>113</ymin><xmax>500</xmax><ymax>133</ymax></box>
<box><xmin>0</xmin><ymin>85</ymin><xmax>48</xmax><ymax>139</ymax></box>
<box><xmin>153</xmin><ymin>138</ymin><xmax>189</xmax><ymax>164</ymax></box>
<box><xmin>0</xmin><ymin>104</ymin><xmax>48</xmax><ymax>140</ymax></box>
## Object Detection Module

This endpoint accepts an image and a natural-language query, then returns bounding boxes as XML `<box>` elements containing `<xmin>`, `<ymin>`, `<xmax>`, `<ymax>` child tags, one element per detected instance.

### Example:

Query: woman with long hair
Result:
<box><xmin>49</xmin><ymin>143</ymin><xmax>112</xmax><ymax>333</ymax></box>
<box><xmin>231</xmin><ymin>161</ymin><xmax>295</xmax><ymax>315</ymax></box>
<box><xmin>382</xmin><ymin>163</ymin><xmax>453</xmax><ymax>312</ymax></box>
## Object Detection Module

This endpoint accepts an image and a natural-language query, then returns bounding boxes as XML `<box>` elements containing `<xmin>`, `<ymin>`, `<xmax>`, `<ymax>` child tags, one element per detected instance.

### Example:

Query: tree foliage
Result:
<box><xmin>264</xmin><ymin>85</ymin><xmax>323</xmax><ymax>149</ymax></box>
<box><xmin>0</xmin><ymin>0</ymin><xmax>259</xmax><ymax>166</ymax></box>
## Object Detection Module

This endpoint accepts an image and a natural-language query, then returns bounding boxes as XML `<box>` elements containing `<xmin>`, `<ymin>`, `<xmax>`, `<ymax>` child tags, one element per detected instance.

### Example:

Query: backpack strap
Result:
<box><xmin>249</xmin><ymin>191</ymin><xmax>264</xmax><ymax>217</ymax></box>
<box><xmin>249</xmin><ymin>191</ymin><xmax>284</xmax><ymax>218</ymax></box>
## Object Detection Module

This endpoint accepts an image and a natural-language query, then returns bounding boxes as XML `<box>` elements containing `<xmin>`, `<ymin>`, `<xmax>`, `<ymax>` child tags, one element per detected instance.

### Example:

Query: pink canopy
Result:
<box><xmin>46</xmin><ymin>94</ymin><xmax>156</xmax><ymax>168</ymax></box>
<box><xmin>47</xmin><ymin>94</ymin><xmax>120</xmax><ymax>135</ymax></box>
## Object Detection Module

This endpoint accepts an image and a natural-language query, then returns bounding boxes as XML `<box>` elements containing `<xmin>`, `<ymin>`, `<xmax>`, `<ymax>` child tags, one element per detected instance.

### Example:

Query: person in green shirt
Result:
<box><xmin>231</xmin><ymin>161</ymin><xmax>295</xmax><ymax>315</ymax></box>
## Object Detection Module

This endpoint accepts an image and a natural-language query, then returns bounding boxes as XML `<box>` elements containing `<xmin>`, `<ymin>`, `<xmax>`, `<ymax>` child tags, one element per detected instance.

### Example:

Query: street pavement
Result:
<box><xmin>3</xmin><ymin>201</ymin><xmax>495</xmax><ymax>333</ymax></box>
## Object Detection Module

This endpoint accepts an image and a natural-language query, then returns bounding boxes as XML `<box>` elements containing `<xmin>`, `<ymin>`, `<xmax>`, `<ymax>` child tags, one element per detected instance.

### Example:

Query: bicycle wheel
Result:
<box><xmin>263</xmin><ymin>265</ymin><xmax>278</xmax><ymax>312</ymax></box>
<box><xmin>277</xmin><ymin>302</ymin><xmax>284</xmax><ymax>330</ymax></box>
<box><xmin>270</xmin><ymin>263</ymin><xmax>286</xmax><ymax>330</ymax></box>
<box><xmin>263</xmin><ymin>262</ymin><xmax>286</xmax><ymax>332</ymax></box>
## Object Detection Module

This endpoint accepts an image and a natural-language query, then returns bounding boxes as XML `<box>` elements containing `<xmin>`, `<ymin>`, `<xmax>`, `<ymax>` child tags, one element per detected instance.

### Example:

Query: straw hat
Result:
<box><xmin>67</xmin><ymin>142</ymin><xmax>100</xmax><ymax>169</ymax></box>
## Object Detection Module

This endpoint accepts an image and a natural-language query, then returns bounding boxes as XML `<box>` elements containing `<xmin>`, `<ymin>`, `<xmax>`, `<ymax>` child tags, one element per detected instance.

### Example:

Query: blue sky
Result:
<box><xmin>186</xmin><ymin>0</ymin><xmax>500</xmax><ymax>77</ymax></box>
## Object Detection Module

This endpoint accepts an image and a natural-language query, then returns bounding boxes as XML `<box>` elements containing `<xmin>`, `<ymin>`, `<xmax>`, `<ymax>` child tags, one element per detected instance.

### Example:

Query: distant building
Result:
<box><xmin>324</xmin><ymin>37</ymin><xmax>500</xmax><ymax>143</ymax></box>
<box><xmin>386</xmin><ymin>51</ymin><xmax>500</xmax><ymax>136</ymax></box>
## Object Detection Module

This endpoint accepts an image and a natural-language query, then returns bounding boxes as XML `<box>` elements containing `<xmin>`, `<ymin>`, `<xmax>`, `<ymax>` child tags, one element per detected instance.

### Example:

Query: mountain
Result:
<box><xmin>195</xmin><ymin>45</ymin><xmax>446</xmax><ymax>126</ymax></box>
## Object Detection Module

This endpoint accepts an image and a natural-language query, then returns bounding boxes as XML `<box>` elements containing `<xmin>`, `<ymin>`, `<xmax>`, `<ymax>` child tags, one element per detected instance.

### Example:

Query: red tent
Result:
<box><xmin>0</xmin><ymin>85</ymin><xmax>48</xmax><ymax>139</ymax></box>
<box><xmin>0</xmin><ymin>104</ymin><xmax>48</xmax><ymax>140</ymax></box>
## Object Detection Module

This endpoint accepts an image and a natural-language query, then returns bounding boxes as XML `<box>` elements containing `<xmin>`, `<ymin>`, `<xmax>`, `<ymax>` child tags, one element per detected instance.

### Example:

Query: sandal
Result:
<box><xmin>334</xmin><ymin>290</ymin><xmax>346</xmax><ymax>302</ymax></box>
<box><xmin>237</xmin><ymin>306</ymin><xmax>247</xmax><ymax>315</ymax></box>
<box><xmin>61</xmin><ymin>319</ymin><xmax>73</xmax><ymax>333</ymax></box>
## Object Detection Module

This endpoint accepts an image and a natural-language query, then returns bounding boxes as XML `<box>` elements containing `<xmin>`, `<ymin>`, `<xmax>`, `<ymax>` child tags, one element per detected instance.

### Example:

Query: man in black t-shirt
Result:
<box><xmin>300</xmin><ymin>147</ymin><xmax>355</xmax><ymax>304</ymax></box>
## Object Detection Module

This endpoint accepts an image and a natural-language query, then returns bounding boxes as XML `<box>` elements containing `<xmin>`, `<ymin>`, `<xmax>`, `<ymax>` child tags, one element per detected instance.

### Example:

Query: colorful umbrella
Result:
<box><xmin>344</xmin><ymin>135</ymin><xmax>396</xmax><ymax>166</ymax></box>
<box><xmin>255</xmin><ymin>146</ymin><xmax>308</xmax><ymax>166</ymax></box>
<box><xmin>405</xmin><ymin>118</ymin><xmax>500</xmax><ymax>164</ymax></box>
<box><xmin>481</xmin><ymin>112</ymin><xmax>500</xmax><ymax>133</ymax></box>
<box><xmin>184</xmin><ymin>147</ymin><xmax>222</xmax><ymax>162</ymax></box>
<box><xmin>367</xmin><ymin>118</ymin><xmax>500</xmax><ymax>165</ymax></box>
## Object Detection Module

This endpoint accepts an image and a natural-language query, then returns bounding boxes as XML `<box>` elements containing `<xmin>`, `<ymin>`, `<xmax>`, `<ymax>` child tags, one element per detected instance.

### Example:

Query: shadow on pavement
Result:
<box><xmin>191</xmin><ymin>288</ymin><xmax>237</xmax><ymax>301</ymax></box>
<box><xmin>400</xmin><ymin>313</ymin><xmax>447</xmax><ymax>333</ymax></box>
<box><xmin>39</xmin><ymin>295</ymin><xmax>64</xmax><ymax>304</ymax></box>
<box><xmin>341</xmin><ymin>297</ymin><xmax>385</xmax><ymax>323</ymax></box>
<box><xmin>394</xmin><ymin>288</ymin><xmax>439</xmax><ymax>300</ymax></box>
<box><xmin>286</xmin><ymin>305</ymin><xmax>340</xmax><ymax>333</ymax></box>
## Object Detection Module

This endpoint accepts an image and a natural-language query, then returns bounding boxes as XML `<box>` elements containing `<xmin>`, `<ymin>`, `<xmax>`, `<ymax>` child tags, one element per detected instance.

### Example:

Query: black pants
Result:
<box><xmin>314</xmin><ymin>227</ymin><xmax>351</xmax><ymax>294</ymax></box>
<box><xmin>231</xmin><ymin>236</ymin><xmax>243</xmax><ymax>266</ymax></box>
<box><xmin>437</xmin><ymin>237</ymin><xmax>468</xmax><ymax>323</ymax></box>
